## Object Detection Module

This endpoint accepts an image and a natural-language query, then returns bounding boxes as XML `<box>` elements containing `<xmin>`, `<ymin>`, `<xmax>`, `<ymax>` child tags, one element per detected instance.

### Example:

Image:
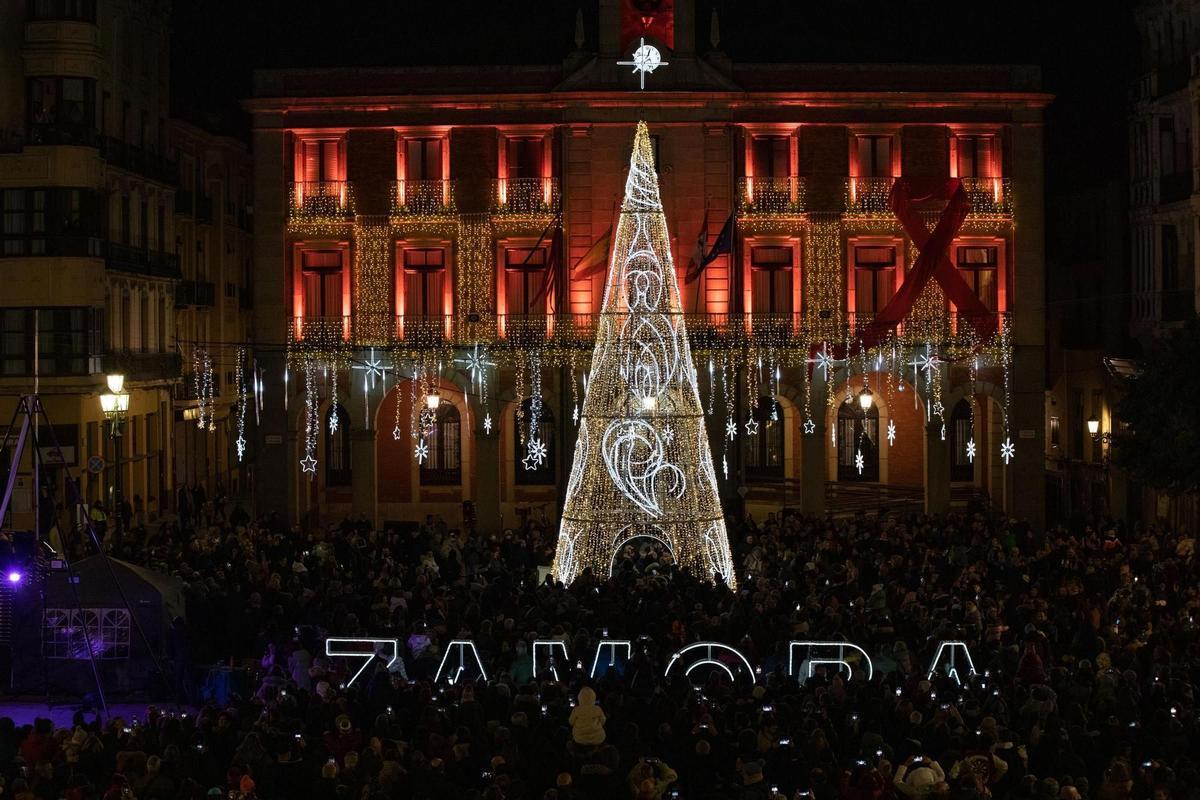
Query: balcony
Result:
<box><xmin>736</xmin><ymin>177</ymin><xmax>806</xmax><ymax>216</ymax></box>
<box><xmin>286</xmin><ymin>310</ymin><xmax>1009</xmax><ymax>355</ymax></box>
<box><xmin>1159</xmin><ymin>171</ymin><xmax>1194</xmax><ymax>205</ymax></box>
<box><xmin>101</xmin><ymin>351</ymin><xmax>183</xmax><ymax>383</ymax></box>
<box><xmin>101</xmin><ymin>137</ymin><xmax>177</xmax><ymax>185</ymax></box>
<box><xmin>845</xmin><ymin>177</ymin><xmax>1012</xmax><ymax>217</ymax></box>
<box><xmin>288</xmin><ymin>181</ymin><xmax>355</xmax><ymax>226</ymax></box>
<box><xmin>105</xmin><ymin>242</ymin><xmax>181</xmax><ymax>279</ymax></box>
<box><xmin>960</xmin><ymin>177</ymin><xmax>1013</xmax><ymax>216</ymax></box>
<box><xmin>390</xmin><ymin>179</ymin><xmax>456</xmax><ymax>218</ymax></box>
<box><xmin>175</xmin><ymin>279</ymin><xmax>215</xmax><ymax>307</ymax></box>
<box><xmin>490</xmin><ymin>178</ymin><xmax>559</xmax><ymax>217</ymax></box>
<box><xmin>26</xmin><ymin>123</ymin><xmax>100</xmax><ymax>148</ymax></box>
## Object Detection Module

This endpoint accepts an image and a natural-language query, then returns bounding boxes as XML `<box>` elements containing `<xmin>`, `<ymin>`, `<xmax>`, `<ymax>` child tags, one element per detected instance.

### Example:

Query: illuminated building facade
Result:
<box><xmin>246</xmin><ymin>0</ymin><xmax>1049</xmax><ymax>533</ymax></box>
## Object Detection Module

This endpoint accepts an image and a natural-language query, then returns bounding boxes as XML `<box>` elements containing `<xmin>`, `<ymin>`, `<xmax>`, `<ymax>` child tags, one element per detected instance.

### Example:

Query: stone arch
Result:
<box><xmin>608</xmin><ymin>523</ymin><xmax>676</xmax><ymax>577</ymax></box>
<box><xmin>941</xmin><ymin>379</ymin><xmax>1008</xmax><ymax>501</ymax></box>
<box><xmin>824</xmin><ymin>373</ymin><xmax>926</xmax><ymax>488</ymax></box>
<box><xmin>496</xmin><ymin>384</ymin><xmax>564</xmax><ymax>512</ymax></box>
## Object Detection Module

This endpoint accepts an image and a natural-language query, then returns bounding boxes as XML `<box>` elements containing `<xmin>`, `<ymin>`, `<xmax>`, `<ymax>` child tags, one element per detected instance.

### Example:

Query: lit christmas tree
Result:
<box><xmin>552</xmin><ymin>122</ymin><xmax>736</xmax><ymax>588</ymax></box>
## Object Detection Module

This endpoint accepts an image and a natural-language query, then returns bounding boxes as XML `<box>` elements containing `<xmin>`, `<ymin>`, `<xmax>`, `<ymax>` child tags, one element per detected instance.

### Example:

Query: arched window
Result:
<box><xmin>325</xmin><ymin>404</ymin><xmax>351</xmax><ymax>487</ymax></box>
<box><xmin>515</xmin><ymin>397</ymin><xmax>555</xmax><ymax>485</ymax></box>
<box><xmin>746</xmin><ymin>396</ymin><xmax>784</xmax><ymax>480</ymax></box>
<box><xmin>421</xmin><ymin>403</ymin><xmax>461</xmax><ymax>486</ymax></box>
<box><xmin>950</xmin><ymin>398</ymin><xmax>974</xmax><ymax>482</ymax></box>
<box><xmin>837</xmin><ymin>394</ymin><xmax>878</xmax><ymax>482</ymax></box>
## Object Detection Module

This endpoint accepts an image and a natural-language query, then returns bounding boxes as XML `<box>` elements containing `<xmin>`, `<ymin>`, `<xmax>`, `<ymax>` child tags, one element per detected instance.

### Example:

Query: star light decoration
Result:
<box><xmin>744</xmin><ymin>417</ymin><xmax>759</xmax><ymax>436</ymax></box>
<box><xmin>803</xmin><ymin>418</ymin><xmax>816</xmax><ymax>435</ymax></box>
<box><xmin>1001</xmin><ymin>437</ymin><xmax>1016</xmax><ymax>465</ymax></box>
<box><xmin>966</xmin><ymin>438</ymin><xmax>977</xmax><ymax>462</ymax></box>
<box><xmin>523</xmin><ymin>437</ymin><xmax>548</xmax><ymax>471</ymax></box>
<box><xmin>617</xmin><ymin>36</ymin><xmax>668</xmax><ymax>89</ymax></box>
<box><xmin>352</xmin><ymin>348</ymin><xmax>386</xmax><ymax>389</ymax></box>
<box><xmin>887</xmin><ymin>420</ymin><xmax>896</xmax><ymax>446</ymax></box>
<box><xmin>415</xmin><ymin>440</ymin><xmax>429</xmax><ymax>464</ymax></box>
<box><xmin>455</xmin><ymin>343</ymin><xmax>494</xmax><ymax>394</ymax></box>
<box><xmin>392</xmin><ymin>425</ymin><xmax>402</xmax><ymax>441</ymax></box>
<box><xmin>300</xmin><ymin>455</ymin><xmax>317</xmax><ymax>474</ymax></box>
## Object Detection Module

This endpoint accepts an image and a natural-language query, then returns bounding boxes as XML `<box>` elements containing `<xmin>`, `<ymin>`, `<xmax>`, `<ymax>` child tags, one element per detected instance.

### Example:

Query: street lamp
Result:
<box><xmin>1087</xmin><ymin>415</ymin><xmax>1100</xmax><ymax>438</ymax></box>
<box><xmin>425</xmin><ymin>390</ymin><xmax>441</xmax><ymax>411</ymax></box>
<box><xmin>858</xmin><ymin>389</ymin><xmax>874</xmax><ymax>412</ymax></box>
<box><xmin>99</xmin><ymin>374</ymin><xmax>129</xmax><ymax>542</ymax></box>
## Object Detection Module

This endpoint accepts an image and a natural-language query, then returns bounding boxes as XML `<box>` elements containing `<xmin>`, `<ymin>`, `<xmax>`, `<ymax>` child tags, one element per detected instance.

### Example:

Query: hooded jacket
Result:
<box><xmin>569</xmin><ymin>687</ymin><xmax>607</xmax><ymax>746</ymax></box>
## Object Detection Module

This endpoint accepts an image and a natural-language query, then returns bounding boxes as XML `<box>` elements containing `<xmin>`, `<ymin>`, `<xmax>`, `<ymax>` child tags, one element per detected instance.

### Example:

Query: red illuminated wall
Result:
<box><xmin>620</xmin><ymin>0</ymin><xmax>675</xmax><ymax>51</ymax></box>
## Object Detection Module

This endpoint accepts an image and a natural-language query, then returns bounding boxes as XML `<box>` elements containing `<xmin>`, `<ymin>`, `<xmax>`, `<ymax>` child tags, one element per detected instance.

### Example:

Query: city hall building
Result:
<box><xmin>245</xmin><ymin>0</ymin><xmax>1048</xmax><ymax>533</ymax></box>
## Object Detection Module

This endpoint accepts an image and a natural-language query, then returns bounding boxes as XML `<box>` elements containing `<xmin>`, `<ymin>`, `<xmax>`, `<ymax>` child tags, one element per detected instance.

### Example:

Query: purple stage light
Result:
<box><xmin>6</xmin><ymin>571</ymin><xmax>22</xmax><ymax>585</ymax></box>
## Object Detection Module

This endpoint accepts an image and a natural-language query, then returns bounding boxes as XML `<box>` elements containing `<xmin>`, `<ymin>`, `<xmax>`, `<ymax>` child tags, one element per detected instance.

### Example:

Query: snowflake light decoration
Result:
<box><xmin>663</xmin><ymin>424</ymin><xmax>674</xmax><ymax>443</ymax></box>
<box><xmin>966</xmin><ymin>438</ymin><xmax>977</xmax><ymax>462</ymax></box>
<box><xmin>572</xmin><ymin>404</ymin><xmax>579</xmax><ymax>424</ymax></box>
<box><xmin>1001</xmin><ymin>437</ymin><xmax>1015</xmax><ymax>465</ymax></box>
<box><xmin>887</xmin><ymin>420</ymin><xmax>896</xmax><ymax>446</ymax></box>
<box><xmin>483</xmin><ymin>413</ymin><xmax>493</xmax><ymax>434</ymax></box>
<box><xmin>353</xmin><ymin>348</ymin><xmax>386</xmax><ymax>389</ymax></box>
<box><xmin>744</xmin><ymin>417</ymin><xmax>759</xmax><ymax>436</ymax></box>
<box><xmin>455</xmin><ymin>343</ymin><xmax>494</xmax><ymax>392</ymax></box>
<box><xmin>415</xmin><ymin>440</ymin><xmax>429</xmax><ymax>464</ymax></box>
<box><xmin>917</xmin><ymin>352</ymin><xmax>940</xmax><ymax>375</ymax></box>
<box><xmin>722</xmin><ymin>454</ymin><xmax>728</xmax><ymax>479</ymax></box>
<box><xmin>855</xmin><ymin>450</ymin><xmax>865</xmax><ymax>475</ymax></box>
<box><xmin>300</xmin><ymin>455</ymin><xmax>317</xmax><ymax>474</ymax></box>
<box><xmin>328</xmin><ymin>410</ymin><xmax>339</xmax><ymax>434</ymax></box>
<box><xmin>803</xmin><ymin>418</ymin><xmax>816</xmax><ymax>435</ymax></box>
<box><xmin>808</xmin><ymin>346</ymin><xmax>837</xmax><ymax>379</ymax></box>
<box><xmin>523</xmin><ymin>437</ymin><xmax>548</xmax><ymax>471</ymax></box>
<box><xmin>725</xmin><ymin>418</ymin><xmax>737</xmax><ymax>441</ymax></box>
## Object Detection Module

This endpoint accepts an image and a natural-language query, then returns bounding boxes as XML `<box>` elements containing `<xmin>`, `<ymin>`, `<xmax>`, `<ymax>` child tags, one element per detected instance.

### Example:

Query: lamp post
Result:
<box><xmin>99</xmin><ymin>374</ymin><xmax>129</xmax><ymax>542</ymax></box>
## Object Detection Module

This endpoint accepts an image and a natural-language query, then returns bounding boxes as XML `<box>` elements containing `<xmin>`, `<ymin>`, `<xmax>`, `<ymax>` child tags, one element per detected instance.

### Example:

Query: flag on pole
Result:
<box><xmin>684</xmin><ymin>207</ymin><xmax>710</xmax><ymax>283</ymax></box>
<box><xmin>572</xmin><ymin>226</ymin><xmax>613</xmax><ymax>279</ymax></box>
<box><xmin>686</xmin><ymin>212</ymin><xmax>733</xmax><ymax>283</ymax></box>
<box><xmin>529</xmin><ymin>219</ymin><xmax>565</xmax><ymax>308</ymax></box>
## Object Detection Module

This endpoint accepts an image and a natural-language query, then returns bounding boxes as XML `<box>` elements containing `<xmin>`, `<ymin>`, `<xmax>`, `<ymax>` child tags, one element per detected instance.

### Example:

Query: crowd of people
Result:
<box><xmin>1</xmin><ymin>497</ymin><xmax>1198</xmax><ymax>800</ymax></box>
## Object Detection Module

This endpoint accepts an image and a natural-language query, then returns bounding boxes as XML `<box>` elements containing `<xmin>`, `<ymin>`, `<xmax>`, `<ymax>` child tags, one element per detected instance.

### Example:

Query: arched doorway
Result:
<box><xmin>949</xmin><ymin>398</ymin><xmax>975</xmax><ymax>482</ymax></box>
<box><xmin>420</xmin><ymin>403</ymin><xmax>462</xmax><ymax>486</ymax></box>
<box><xmin>325</xmin><ymin>404</ymin><xmax>351</xmax><ymax>487</ymax></box>
<box><xmin>514</xmin><ymin>398</ymin><xmax>555</xmax><ymax>485</ymax></box>
<box><xmin>837</xmin><ymin>393</ymin><xmax>879</xmax><ymax>481</ymax></box>
<box><xmin>746</xmin><ymin>396</ymin><xmax>784</xmax><ymax>480</ymax></box>
<box><xmin>609</xmin><ymin>524</ymin><xmax>675</xmax><ymax>578</ymax></box>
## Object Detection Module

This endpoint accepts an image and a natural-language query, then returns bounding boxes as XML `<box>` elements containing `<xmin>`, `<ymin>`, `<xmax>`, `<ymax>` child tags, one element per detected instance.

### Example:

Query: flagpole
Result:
<box><xmin>691</xmin><ymin>199</ymin><xmax>708</xmax><ymax>314</ymax></box>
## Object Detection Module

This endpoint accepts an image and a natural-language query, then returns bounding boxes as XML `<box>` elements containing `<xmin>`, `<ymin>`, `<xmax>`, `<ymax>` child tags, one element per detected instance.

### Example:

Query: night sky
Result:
<box><xmin>171</xmin><ymin>0</ymin><xmax>1134</xmax><ymax>194</ymax></box>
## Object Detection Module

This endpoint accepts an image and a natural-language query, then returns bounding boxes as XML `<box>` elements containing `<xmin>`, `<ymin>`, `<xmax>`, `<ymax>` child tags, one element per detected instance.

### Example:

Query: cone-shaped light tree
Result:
<box><xmin>552</xmin><ymin>122</ymin><xmax>737</xmax><ymax>588</ymax></box>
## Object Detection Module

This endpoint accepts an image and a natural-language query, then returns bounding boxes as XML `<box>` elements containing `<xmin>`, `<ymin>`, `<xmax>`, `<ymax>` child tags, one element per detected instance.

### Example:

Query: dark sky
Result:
<box><xmin>171</xmin><ymin>0</ymin><xmax>1135</xmax><ymax>191</ymax></box>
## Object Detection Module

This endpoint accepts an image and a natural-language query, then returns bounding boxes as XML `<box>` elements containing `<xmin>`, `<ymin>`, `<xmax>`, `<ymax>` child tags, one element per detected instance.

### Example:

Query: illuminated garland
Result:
<box><xmin>193</xmin><ymin>347</ymin><xmax>215</xmax><ymax>432</ymax></box>
<box><xmin>235</xmin><ymin>346</ymin><xmax>247</xmax><ymax>462</ymax></box>
<box><xmin>353</xmin><ymin>219</ymin><xmax>392</xmax><ymax>346</ymax></box>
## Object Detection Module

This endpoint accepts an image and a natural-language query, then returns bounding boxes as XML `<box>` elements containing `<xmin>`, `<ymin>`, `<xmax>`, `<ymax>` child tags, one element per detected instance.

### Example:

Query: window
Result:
<box><xmin>1050</xmin><ymin>415</ymin><xmax>1060</xmax><ymax>449</ymax></box>
<box><xmin>750</xmin><ymin>246</ymin><xmax>793</xmax><ymax>314</ymax></box>
<box><xmin>1159</xmin><ymin>118</ymin><xmax>1176</xmax><ymax>177</ymax></box>
<box><xmin>515</xmin><ymin>398</ymin><xmax>555</xmax><ymax>485</ymax></box>
<box><xmin>957</xmin><ymin>245</ymin><xmax>998</xmax><ymax>311</ymax></box>
<box><xmin>297</xmin><ymin>138</ymin><xmax>342</xmax><ymax>183</ymax></box>
<box><xmin>837</xmin><ymin>396</ymin><xmax>879</xmax><ymax>482</ymax></box>
<box><xmin>325</xmin><ymin>404</ymin><xmax>351</xmax><ymax>487</ymax></box>
<box><xmin>0</xmin><ymin>307</ymin><xmax>98</xmax><ymax>377</ymax></box>
<box><xmin>955</xmin><ymin>135</ymin><xmax>995</xmax><ymax>178</ymax></box>
<box><xmin>300</xmin><ymin>250</ymin><xmax>344</xmax><ymax>318</ymax></box>
<box><xmin>27</xmin><ymin>77</ymin><xmax>95</xmax><ymax>139</ymax></box>
<box><xmin>752</xmin><ymin>136</ymin><xmax>790</xmax><ymax>178</ymax></box>
<box><xmin>505</xmin><ymin>246</ymin><xmax>549</xmax><ymax>315</ymax></box>
<box><xmin>0</xmin><ymin>188</ymin><xmax>98</xmax><ymax>255</ymax></box>
<box><xmin>746</xmin><ymin>397</ymin><xmax>784</xmax><ymax>479</ymax></box>
<box><xmin>856</xmin><ymin>135</ymin><xmax>892</xmax><ymax>178</ymax></box>
<box><xmin>421</xmin><ymin>404</ymin><xmax>462</xmax><ymax>486</ymax></box>
<box><xmin>43</xmin><ymin>608</ymin><xmax>130</xmax><ymax>660</ymax></box>
<box><xmin>405</xmin><ymin>138</ymin><xmax>443</xmax><ymax>181</ymax></box>
<box><xmin>853</xmin><ymin>245</ymin><xmax>897</xmax><ymax>317</ymax></box>
<box><xmin>506</xmin><ymin>137</ymin><xmax>544</xmax><ymax>179</ymax></box>
<box><xmin>402</xmin><ymin>248</ymin><xmax>447</xmax><ymax>317</ymax></box>
<box><xmin>950</xmin><ymin>399</ymin><xmax>974</xmax><ymax>481</ymax></box>
<box><xmin>1</xmin><ymin>189</ymin><xmax>44</xmax><ymax>256</ymax></box>
<box><xmin>27</xmin><ymin>0</ymin><xmax>98</xmax><ymax>22</ymax></box>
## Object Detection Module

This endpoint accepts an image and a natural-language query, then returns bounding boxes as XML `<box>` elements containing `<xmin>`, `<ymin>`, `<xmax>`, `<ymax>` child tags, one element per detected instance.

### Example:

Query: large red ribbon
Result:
<box><xmin>857</xmin><ymin>177</ymin><xmax>996</xmax><ymax>349</ymax></box>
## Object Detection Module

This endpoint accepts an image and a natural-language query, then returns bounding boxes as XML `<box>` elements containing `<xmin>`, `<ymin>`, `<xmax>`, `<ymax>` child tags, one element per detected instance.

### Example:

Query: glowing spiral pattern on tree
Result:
<box><xmin>552</xmin><ymin>122</ymin><xmax>736</xmax><ymax>588</ymax></box>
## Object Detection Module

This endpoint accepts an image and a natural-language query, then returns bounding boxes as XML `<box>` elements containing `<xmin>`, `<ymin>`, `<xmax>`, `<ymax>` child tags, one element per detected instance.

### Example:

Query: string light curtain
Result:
<box><xmin>552</xmin><ymin>122</ymin><xmax>736</xmax><ymax>588</ymax></box>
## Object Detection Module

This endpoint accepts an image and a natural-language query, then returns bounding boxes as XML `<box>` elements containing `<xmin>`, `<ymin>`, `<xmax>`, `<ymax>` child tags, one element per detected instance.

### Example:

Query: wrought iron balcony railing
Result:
<box><xmin>845</xmin><ymin>177</ymin><xmax>1013</xmax><ymax>217</ymax></box>
<box><xmin>391</xmin><ymin>179</ymin><xmax>456</xmax><ymax>217</ymax></box>
<box><xmin>490</xmin><ymin>178</ymin><xmax>560</xmax><ymax>217</ymax></box>
<box><xmin>736</xmin><ymin>176</ymin><xmax>807</xmax><ymax>215</ymax></box>
<box><xmin>287</xmin><ymin>311</ymin><xmax>1010</xmax><ymax>355</ymax></box>
<box><xmin>105</xmin><ymin>242</ymin><xmax>181</xmax><ymax>279</ymax></box>
<box><xmin>288</xmin><ymin>181</ymin><xmax>355</xmax><ymax>222</ymax></box>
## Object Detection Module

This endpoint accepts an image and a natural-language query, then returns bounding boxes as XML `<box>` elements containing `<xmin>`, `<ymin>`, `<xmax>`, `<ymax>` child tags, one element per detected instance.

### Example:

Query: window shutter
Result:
<box><xmin>302</xmin><ymin>141</ymin><xmax>320</xmax><ymax>183</ymax></box>
<box><xmin>321</xmin><ymin>140</ymin><xmax>340</xmax><ymax>182</ymax></box>
<box><xmin>405</xmin><ymin>270</ymin><xmax>424</xmax><ymax>315</ymax></box>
